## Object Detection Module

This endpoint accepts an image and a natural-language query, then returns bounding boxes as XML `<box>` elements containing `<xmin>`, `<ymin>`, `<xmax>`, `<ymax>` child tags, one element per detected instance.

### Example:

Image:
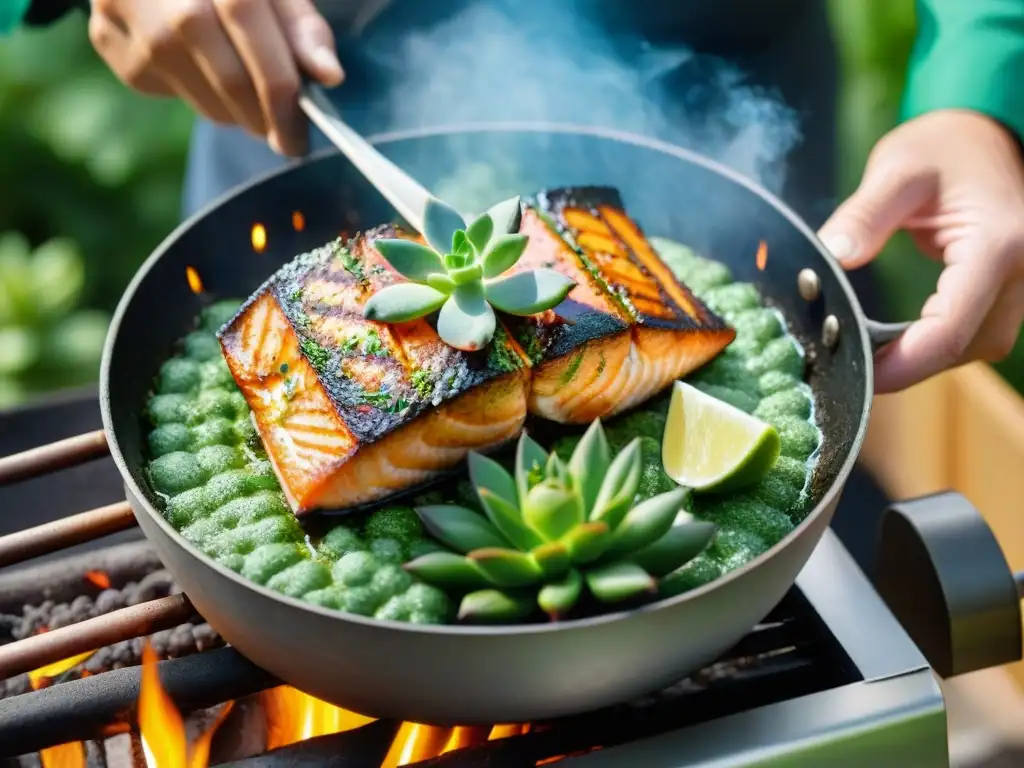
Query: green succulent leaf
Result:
<box><xmin>458</xmin><ymin>589</ymin><xmax>535</xmax><ymax>623</ymax></box>
<box><xmin>363</xmin><ymin>283</ymin><xmax>447</xmax><ymax>323</ymax></box>
<box><xmin>629</xmin><ymin>519</ymin><xmax>718</xmax><ymax>576</ymax></box>
<box><xmin>448</xmin><ymin>263</ymin><xmax>484</xmax><ymax>286</ymax></box>
<box><xmin>481</xmin><ymin>234</ymin><xmax>529</xmax><ymax>279</ymax></box>
<box><xmin>484</xmin><ymin>269</ymin><xmax>575</xmax><ymax>316</ymax></box>
<box><xmin>538</xmin><ymin>569</ymin><xmax>583</xmax><ymax>619</ymax></box>
<box><xmin>515</xmin><ymin>431</ymin><xmax>550</xmax><ymax>502</ymax></box>
<box><xmin>585</xmin><ymin>562</ymin><xmax>656</xmax><ymax>603</ymax></box>
<box><xmin>590</xmin><ymin>438</ymin><xmax>643</xmax><ymax>529</ymax></box>
<box><xmin>374</xmin><ymin>239</ymin><xmax>446</xmax><ymax>282</ymax></box>
<box><xmin>562</xmin><ymin>521</ymin><xmax>612</xmax><ymax>564</ymax></box>
<box><xmin>523</xmin><ymin>481</ymin><xmax>584</xmax><ymax>542</ymax></box>
<box><xmin>415</xmin><ymin>505</ymin><xmax>508</xmax><ymax>554</ymax></box>
<box><xmin>465</xmin><ymin>212</ymin><xmax>494</xmax><ymax>253</ymax></box>
<box><xmin>531</xmin><ymin>541</ymin><xmax>571</xmax><ymax>578</ymax></box>
<box><xmin>569</xmin><ymin>419</ymin><xmax>611</xmax><ymax>514</ymax></box>
<box><xmin>468</xmin><ymin>547</ymin><xmax>544</xmax><ymax>587</ymax></box>
<box><xmin>468</xmin><ymin>451</ymin><xmax>517</xmax><ymax>505</ymax></box>
<box><xmin>451</xmin><ymin>230</ymin><xmax>473</xmax><ymax>260</ymax></box>
<box><xmin>485</xmin><ymin>196</ymin><xmax>523</xmax><ymax>239</ymax></box>
<box><xmin>436</xmin><ymin>284</ymin><xmax>496</xmax><ymax>352</ymax></box>
<box><xmin>477</xmin><ymin>488</ymin><xmax>542</xmax><ymax>551</ymax></box>
<box><xmin>426</xmin><ymin>273</ymin><xmax>457</xmax><ymax>294</ymax></box>
<box><xmin>423</xmin><ymin>197</ymin><xmax>467</xmax><ymax>255</ymax></box>
<box><xmin>403</xmin><ymin>551</ymin><xmax>491</xmax><ymax>591</ymax></box>
<box><xmin>601</xmin><ymin>487</ymin><xmax>689</xmax><ymax>562</ymax></box>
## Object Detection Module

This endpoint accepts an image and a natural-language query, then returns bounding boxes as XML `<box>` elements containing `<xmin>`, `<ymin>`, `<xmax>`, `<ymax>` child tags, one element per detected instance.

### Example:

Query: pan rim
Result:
<box><xmin>101</xmin><ymin>121</ymin><xmax>873</xmax><ymax>637</ymax></box>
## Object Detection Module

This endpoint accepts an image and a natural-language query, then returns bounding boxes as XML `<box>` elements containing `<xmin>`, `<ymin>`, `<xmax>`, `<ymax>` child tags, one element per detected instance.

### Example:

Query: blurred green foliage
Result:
<box><xmin>0</xmin><ymin>4</ymin><xmax>1022</xmax><ymax>405</ymax></box>
<box><xmin>0</xmin><ymin>12</ymin><xmax>193</xmax><ymax>404</ymax></box>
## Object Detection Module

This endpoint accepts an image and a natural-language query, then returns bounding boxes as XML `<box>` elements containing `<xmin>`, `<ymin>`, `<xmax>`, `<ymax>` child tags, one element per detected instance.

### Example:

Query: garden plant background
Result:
<box><xmin>1</xmin><ymin>2</ymin><xmax>1019</xmax><ymax>407</ymax></box>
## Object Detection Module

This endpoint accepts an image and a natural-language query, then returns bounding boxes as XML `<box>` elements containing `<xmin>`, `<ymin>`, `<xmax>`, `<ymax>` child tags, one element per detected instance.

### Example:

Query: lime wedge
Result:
<box><xmin>662</xmin><ymin>381</ymin><xmax>780</xmax><ymax>493</ymax></box>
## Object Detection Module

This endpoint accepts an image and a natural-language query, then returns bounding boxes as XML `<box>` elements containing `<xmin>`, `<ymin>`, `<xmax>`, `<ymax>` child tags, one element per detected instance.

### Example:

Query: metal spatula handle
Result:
<box><xmin>299</xmin><ymin>83</ymin><xmax>431</xmax><ymax>232</ymax></box>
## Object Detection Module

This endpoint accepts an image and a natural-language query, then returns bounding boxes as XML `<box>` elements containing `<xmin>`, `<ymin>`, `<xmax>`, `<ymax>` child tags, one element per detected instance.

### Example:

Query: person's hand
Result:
<box><xmin>88</xmin><ymin>0</ymin><xmax>344</xmax><ymax>156</ymax></box>
<box><xmin>818</xmin><ymin>109</ymin><xmax>1024</xmax><ymax>393</ymax></box>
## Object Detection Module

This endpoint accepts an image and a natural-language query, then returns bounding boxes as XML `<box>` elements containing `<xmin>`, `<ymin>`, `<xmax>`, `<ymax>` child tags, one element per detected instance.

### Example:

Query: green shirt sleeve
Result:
<box><xmin>903</xmin><ymin>0</ymin><xmax>1024</xmax><ymax>140</ymax></box>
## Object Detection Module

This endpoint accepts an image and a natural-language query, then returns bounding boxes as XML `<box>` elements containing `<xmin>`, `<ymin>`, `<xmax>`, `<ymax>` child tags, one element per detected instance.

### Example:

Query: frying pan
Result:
<box><xmin>33</xmin><ymin>125</ymin><xmax>911</xmax><ymax>724</ymax></box>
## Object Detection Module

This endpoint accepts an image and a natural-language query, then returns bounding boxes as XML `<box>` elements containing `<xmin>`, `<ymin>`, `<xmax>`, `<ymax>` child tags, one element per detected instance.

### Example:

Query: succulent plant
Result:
<box><xmin>363</xmin><ymin>196</ymin><xmax>575</xmax><ymax>351</ymax></box>
<box><xmin>404</xmin><ymin>420</ymin><xmax>718</xmax><ymax>622</ymax></box>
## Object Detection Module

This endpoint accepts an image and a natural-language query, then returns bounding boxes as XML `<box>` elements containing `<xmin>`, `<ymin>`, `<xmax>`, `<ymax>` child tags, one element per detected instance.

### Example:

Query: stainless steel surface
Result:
<box><xmin>797</xmin><ymin>268</ymin><xmax>821</xmax><ymax>302</ymax></box>
<box><xmin>100</xmin><ymin>124</ymin><xmax>883</xmax><ymax>723</ymax></box>
<box><xmin>299</xmin><ymin>83</ymin><xmax>432</xmax><ymax>231</ymax></box>
<box><xmin>560</xmin><ymin>528</ymin><xmax>948</xmax><ymax>767</ymax></box>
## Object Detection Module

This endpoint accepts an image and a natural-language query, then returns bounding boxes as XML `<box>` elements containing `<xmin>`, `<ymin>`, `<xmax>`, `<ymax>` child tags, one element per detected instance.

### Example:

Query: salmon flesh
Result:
<box><xmin>219</xmin><ymin>186</ymin><xmax>733</xmax><ymax>514</ymax></box>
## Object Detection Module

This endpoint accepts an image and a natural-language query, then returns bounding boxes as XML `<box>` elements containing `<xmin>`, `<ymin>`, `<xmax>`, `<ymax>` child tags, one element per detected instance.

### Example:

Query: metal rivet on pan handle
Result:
<box><xmin>822</xmin><ymin>315</ymin><xmax>840</xmax><ymax>349</ymax></box>
<box><xmin>797</xmin><ymin>268</ymin><xmax>821</xmax><ymax>302</ymax></box>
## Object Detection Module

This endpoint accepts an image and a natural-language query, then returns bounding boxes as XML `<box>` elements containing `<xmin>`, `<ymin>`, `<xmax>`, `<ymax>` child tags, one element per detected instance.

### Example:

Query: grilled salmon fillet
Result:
<box><xmin>510</xmin><ymin>186</ymin><xmax>734</xmax><ymax>423</ymax></box>
<box><xmin>220</xmin><ymin>187</ymin><xmax>732</xmax><ymax>513</ymax></box>
<box><xmin>219</xmin><ymin>227</ymin><xmax>531</xmax><ymax>514</ymax></box>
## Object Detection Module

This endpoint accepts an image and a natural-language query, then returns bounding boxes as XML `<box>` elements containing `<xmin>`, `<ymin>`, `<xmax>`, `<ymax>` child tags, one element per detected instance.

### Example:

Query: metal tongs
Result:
<box><xmin>299</xmin><ymin>83</ymin><xmax>432</xmax><ymax>232</ymax></box>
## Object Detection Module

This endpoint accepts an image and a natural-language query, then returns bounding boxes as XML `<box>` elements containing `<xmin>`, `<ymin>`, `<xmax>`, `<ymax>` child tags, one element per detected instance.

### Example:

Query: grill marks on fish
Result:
<box><xmin>220</xmin><ymin>187</ymin><xmax>733</xmax><ymax>513</ymax></box>
<box><xmin>525</xmin><ymin>186</ymin><xmax>734</xmax><ymax>423</ymax></box>
<box><xmin>219</xmin><ymin>230</ymin><xmax>530</xmax><ymax>513</ymax></box>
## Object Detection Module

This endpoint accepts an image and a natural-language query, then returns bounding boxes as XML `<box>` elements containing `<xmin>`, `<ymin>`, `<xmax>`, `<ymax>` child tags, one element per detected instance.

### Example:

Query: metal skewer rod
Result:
<box><xmin>0</xmin><ymin>593</ymin><xmax>195</xmax><ymax>680</ymax></box>
<box><xmin>0</xmin><ymin>430</ymin><xmax>109</xmax><ymax>486</ymax></box>
<box><xmin>0</xmin><ymin>501</ymin><xmax>138</xmax><ymax>569</ymax></box>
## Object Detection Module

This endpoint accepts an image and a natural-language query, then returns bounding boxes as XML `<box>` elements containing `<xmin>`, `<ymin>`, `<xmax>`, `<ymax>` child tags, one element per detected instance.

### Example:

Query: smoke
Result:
<box><xmin>359</xmin><ymin>1</ymin><xmax>802</xmax><ymax>194</ymax></box>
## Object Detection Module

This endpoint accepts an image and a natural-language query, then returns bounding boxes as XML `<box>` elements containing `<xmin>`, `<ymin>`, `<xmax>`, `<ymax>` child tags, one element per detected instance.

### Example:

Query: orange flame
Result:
<box><xmin>251</xmin><ymin>223</ymin><xmax>268</xmax><ymax>253</ymax></box>
<box><xmin>185</xmin><ymin>266</ymin><xmax>204</xmax><ymax>295</ymax></box>
<box><xmin>84</xmin><ymin>570</ymin><xmax>111</xmax><ymax>589</ymax></box>
<box><xmin>292</xmin><ymin>211</ymin><xmax>306</xmax><ymax>232</ymax></box>
<box><xmin>39</xmin><ymin>742</ymin><xmax>85</xmax><ymax>768</ymax></box>
<box><xmin>138</xmin><ymin>642</ymin><xmax>231</xmax><ymax>768</ymax></box>
<box><xmin>755</xmin><ymin>240</ymin><xmax>768</xmax><ymax>271</ymax></box>
<box><xmin>28</xmin><ymin>650</ymin><xmax>96</xmax><ymax>689</ymax></box>
<box><xmin>261</xmin><ymin>686</ymin><xmax>375</xmax><ymax>750</ymax></box>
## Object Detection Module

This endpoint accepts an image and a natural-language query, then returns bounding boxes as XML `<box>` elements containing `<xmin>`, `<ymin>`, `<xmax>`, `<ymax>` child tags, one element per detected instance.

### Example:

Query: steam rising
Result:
<box><xmin>362</xmin><ymin>2</ymin><xmax>802</xmax><ymax>194</ymax></box>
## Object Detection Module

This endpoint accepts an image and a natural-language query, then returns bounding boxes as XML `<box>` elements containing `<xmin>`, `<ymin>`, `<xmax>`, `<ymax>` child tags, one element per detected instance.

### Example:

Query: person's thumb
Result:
<box><xmin>817</xmin><ymin>158</ymin><xmax>936</xmax><ymax>269</ymax></box>
<box><xmin>274</xmin><ymin>0</ymin><xmax>345</xmax><ymax>87</ymax></box>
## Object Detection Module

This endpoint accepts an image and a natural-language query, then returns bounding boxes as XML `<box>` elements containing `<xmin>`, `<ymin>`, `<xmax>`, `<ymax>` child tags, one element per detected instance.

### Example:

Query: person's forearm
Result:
<box><xmin>903</xmin><ymin>0</ymin><xmax>1024</xmax><ymax>141</ymax></box>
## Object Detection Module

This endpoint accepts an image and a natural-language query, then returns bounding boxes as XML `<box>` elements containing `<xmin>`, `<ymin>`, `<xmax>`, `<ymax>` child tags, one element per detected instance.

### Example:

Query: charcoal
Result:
<box><xmin>94</xmin><ymin>588</ymin><xmax>126</xmax><ymax>615</ymax></box>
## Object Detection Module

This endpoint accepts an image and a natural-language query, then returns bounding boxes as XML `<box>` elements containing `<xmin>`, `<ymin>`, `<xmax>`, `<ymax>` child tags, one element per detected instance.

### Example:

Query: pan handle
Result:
<box><xmin>0</xmin><ymin>429</ymin><xmax>110</xmax><ymax>487</ymax></box>
<box><xmin>864</xmin><ymin>318</ymin><xmax>912</xmax><ymax>353</ymax></box>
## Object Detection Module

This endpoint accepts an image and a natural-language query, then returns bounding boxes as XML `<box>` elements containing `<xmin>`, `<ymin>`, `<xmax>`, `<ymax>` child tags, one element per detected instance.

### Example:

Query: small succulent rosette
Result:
<box><xmin>363</xmin><ymin>196</ymin><xmax>575</xmax><ymax>351</ymax></box>
<box><xmin>404</xmin><ymin>420</ymin><xmax>718</xmax><ymax>622</ymax></box>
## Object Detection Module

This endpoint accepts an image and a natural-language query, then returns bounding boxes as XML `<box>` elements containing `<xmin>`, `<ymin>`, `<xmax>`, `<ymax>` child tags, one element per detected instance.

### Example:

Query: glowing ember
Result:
<box><xmin>261</xmin><ymin>686</ymin><xmax>375</xmax><ymax>750</ymax></box>
<box><xmin>292</xmin><ymin>211</ymin><xmax>306</xmax><ymax>231</ymax></box>
<box><xmin>84</xmin><ymin>569</ymin><xmax>111</xmax><ymax>589</ymax></box>
<box><xmin>490</xmin><ymin>723</ymin><xmax>530</xmax><ymax>740</ymax></box>
<box><xmin>755</xmin><ymin>240</ymin><xmax>768</xmax><ymax>271</ymax></box>
<box><xmin>39</xmin><ymin>741</ymin><xmax>85</xmax><ymax>768</ymax></box>
<box><xmin>185</xmin><ymin>266</ymin><xmax>204</xmax><ymax>295</ymax></box>
<box><xmin>251</xmin><ymin>223</ymin><xmax>268</xmax><ymax>253</ymax></box>
<box><xmin>28</xmin><ymin>650</ymin><xmax>96</xmax><ymax>689</ymax></box>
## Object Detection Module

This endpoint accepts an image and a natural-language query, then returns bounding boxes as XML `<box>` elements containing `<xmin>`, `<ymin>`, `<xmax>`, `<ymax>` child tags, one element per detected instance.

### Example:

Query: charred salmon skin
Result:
<box><xmin>509</xmin><ymin>186</ymin><xmax>734</xmax><ymax>423</ymax></box>
<box><xmin>219</xmin><ymin>227</ymin><xmax>531</xmax><ymax>514</ymax></box>
<box><xmin>220</xmin><ymin>187</ymin><xmax>732</xmax><ymax>514</ymax></box>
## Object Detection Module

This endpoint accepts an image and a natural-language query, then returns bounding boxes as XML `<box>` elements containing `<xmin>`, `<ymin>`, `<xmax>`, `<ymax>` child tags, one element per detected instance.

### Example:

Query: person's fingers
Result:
<box><xmin>273</xmin><ymin>0</ymin><xmax>344</xmax><ymax>86</ymax></box>
<box><xmin>873</xmin><ymin>238</ymin><xmax>1011</xmax><ymax>393</ymax></box>
<box><xmin>214</xmin><ymin>0</ymin><xmax>305</xmax><ymax>156</ymax></box>
<box><xmin>87</xmin><ymin>10</ymin><xmax>175</xmax><ymax>96</ymax></box>
<box><xmin>818</xmin><ymin>154</ymin><xmax>937</xmax><ymax>269</ymax></box>
<box><xmin>171</xmin><ymin>0</ymin><xmax>267</xmax><ymax>135</ymax></box>
<box><xmin>965</xmin><ymin>278</ymin><xmax>1024</xmax><ymax>363</ymax></box>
